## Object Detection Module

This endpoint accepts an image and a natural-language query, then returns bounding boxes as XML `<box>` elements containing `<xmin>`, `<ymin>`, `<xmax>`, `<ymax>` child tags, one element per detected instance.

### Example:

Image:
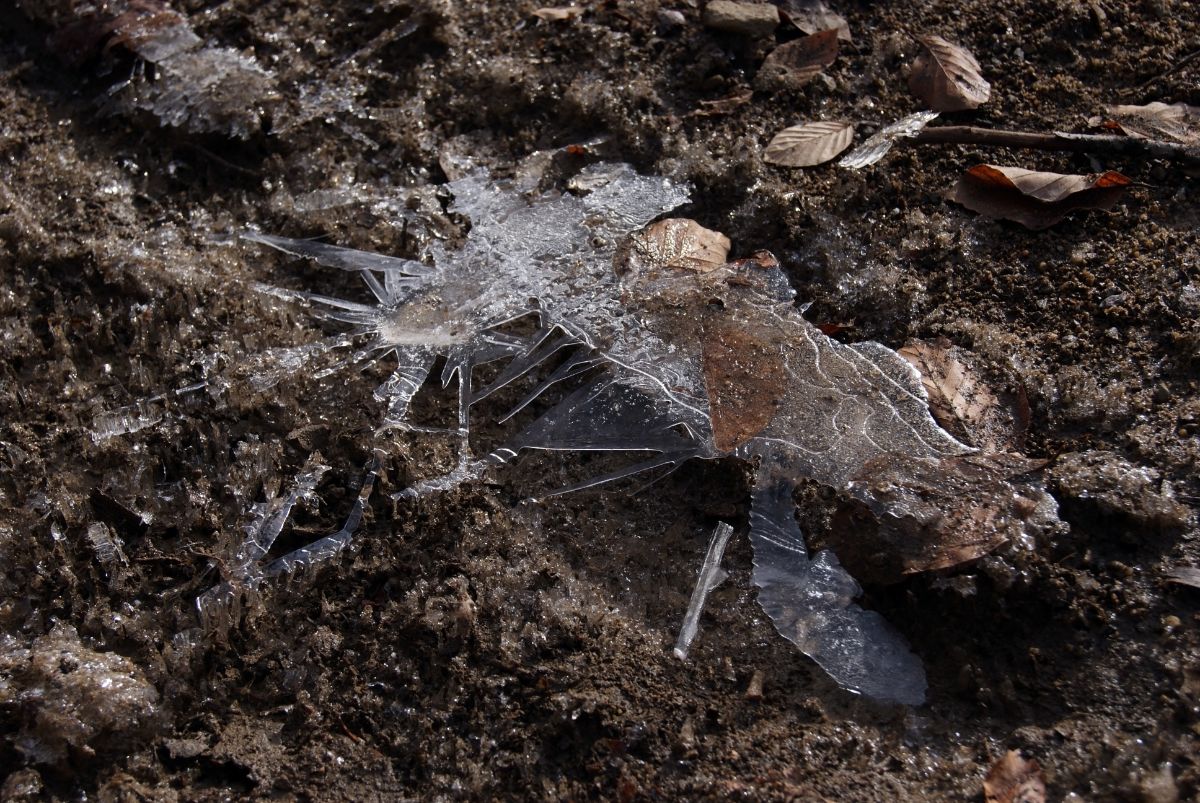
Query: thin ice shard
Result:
<box><xmin>749</xmin><ymin>453</ymin><xmax>927</xmax><ymax>705</ymax></box>
<box><xmin>674</xmin><ymin>522</ymin><xmax>734</xmax><ymax>660</ymax></box>
<box><xmin>839</xmin><ymin>111</ymin><xmax>940</xmax><ymax>169</ymax></box>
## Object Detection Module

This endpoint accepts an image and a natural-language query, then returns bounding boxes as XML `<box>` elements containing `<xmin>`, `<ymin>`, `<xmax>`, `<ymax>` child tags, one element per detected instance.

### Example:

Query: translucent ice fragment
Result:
<box><xmin>674</xmin><ymin>522</ymin><xmax>734</xmax><ymax>660</ymax></box>
<box><xmin>90</xmin><ymin>406</ymin><xmax>161</xmax><ymax>443</ymax></box>
<box><xmin>749</xmin><ymin>461</ymin><xmax>928</xmax><ymax>705</ymax></box>
<box><xmin>839</xmin><ymin>111</ymin><xmax>940</xmax><ymax>169</ymax></box>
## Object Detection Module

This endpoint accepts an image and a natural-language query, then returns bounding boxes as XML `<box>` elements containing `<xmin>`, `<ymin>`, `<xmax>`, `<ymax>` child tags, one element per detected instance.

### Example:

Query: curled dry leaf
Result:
<box><xmin>825</xmin><ymin>453</ymin><xmax>1052</xmax><ymax>584</ymax></box>
<box><xmin>909</xmin><ymin>34</ymin><xmax>991</xmax><ymax>112</ymax></box>
<box><xmin>839</xmin><ymin>110</ymin><xmax>939</xmax><ymax>169</ymax></box>
<box><xmin>1165</xmin><ymin>566</ymin><xmax>1200</xmax><ymax>590</ymax></box>
<box><xmin>984</xmin><ymin>750</ymin><xmax>1046</xmax><ymax>803</ymax></box>
<box><xmin>756</xmin><ymin>28</ymin><xmax>839</xmax><ymax>90</ymax></box>
<box><xmin>532</xmin><ymin>6</ymin><xmax>585</xmax><ymax>21</ymax></box>
<box><xmin>898</xmin><ymin>338</ymin><xmax>1029</xmax><ymax>452</ymax></box>
<box><xmin>764</xmin><ymin>121</ymin><xmax>855</xmax><ymax>167</ymax></box>
<box><xmin>949</xmin><ymin>164</ymin><xmax>1132</xmax><ymax>230</ymax></box>
<box><xmin>1105</xmin><ymin>101</ymin><xmax>1200</xmax><ymax>145</ymax></box>
<box><xmin>776</xmin><ymin>0</ymin><xmax>852</xmax><ymax>42</ymax></box>
<box><xmin>614</xmin><ymin>218</ymin><xmax>732</xmax><ymax>278</ymax></box>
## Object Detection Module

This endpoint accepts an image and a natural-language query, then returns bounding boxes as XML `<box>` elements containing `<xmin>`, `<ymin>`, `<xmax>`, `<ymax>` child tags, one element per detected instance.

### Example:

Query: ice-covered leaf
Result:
<box><xmin>775</xmin><ymin>0</ymin><xmax>851</xmax><ymax>42</ymax></box>
<box><xmin>839</xmin><ymin>111</ymin><xmax>940</xmax><ymax>169</ymax></box>
<box><xmin>949</xmin><ymin>164</ymin><xmax>1132</xmax><ymax>230</ymax></box>
<box><xmin>899</xmin><ymin>338</ymin><xmax>1028</xmax><ymax>451</ymax></box>
<box><xmin>702</xmin><ymin>317</ymin><xmax>788</xmax><ymax>451</ymax></box>
<box><xmin>984</xmin><ymin>751</ymin><xmax>1046</xmax><ymax>803</ymax></box>
<box><xmin>614</xmin><ymin>218</ymin><xmax>732</xmax><ymax>278</ymax></box>
<box><xmin>827</xmin><ymin>453</ymin><xmax>1053</xmax><ymax>584</ymax></box>
<box><xmin>908</xmin><ymin>34</ymin><xmax>991</xmax><ymax>112</ymax></box>
<box><xmin>764</xmin><ymin>121</ymin><xmax>854</xmax><ymax>167</ymax></box>
<box><xmin>756</xmin><ymin>29</ymin><xmax>839</xmax><ymax>90</ymax></box>
<box><xmin>1105</xmin><ymin>101</ymin><xmax>1200</xmax><ymax>145</ymax></box>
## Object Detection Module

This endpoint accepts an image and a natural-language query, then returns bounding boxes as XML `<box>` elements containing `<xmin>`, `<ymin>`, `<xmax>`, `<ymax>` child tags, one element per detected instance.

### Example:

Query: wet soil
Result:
<box><xmin>1</xmin><ymin>0</ymin><xmax>1199</xmax><ymax>799</ymax></box>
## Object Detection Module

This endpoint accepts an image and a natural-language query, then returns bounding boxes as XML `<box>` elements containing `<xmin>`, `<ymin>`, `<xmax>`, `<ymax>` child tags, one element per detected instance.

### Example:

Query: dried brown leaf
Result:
<box><xmin>702</xmin><ymin>318</ymin><xmax>787</xmax><ymax>453</ymax></box>
<box><xmin>908</xmin><ymin>34</ymin><xmax>991</xmax><ymax>112</ymax></box>
<box><xmin>1105</xmin><ymin>101</ymin><xmax>1200</xmax><ymax>145</ymax></box>
<box><xmin>898</xmin><ymin>338</ymin><xmax>1028</xmax><ymax>451</ymax></box>
<box><xmin>532</xmin><ymin>6</ymin><xmax>585</xmax><ymax>21</ymax></box>
<box><xmin>948</xmin><ymin>164</ymin><xmax>1132</xmax><ymax>230</ymax></box>
<box><xmin>764</xmin><ymin>121</ymin><xmax>854</xmax><ymax>167</ymax></box>
<box><xmin>756</xmin><ymin>29</ymin><xmax>839</xmax><ymax>90</ymax></box>
<box><xmin>984</xmin><ymin>751</ymin><xmax>1046</xmax><ymax>803</ymax></box>
<box><xmin>776</xmin><ymin>0</ymin><xmax>851</xmax><ymax>42</ymax></box>
<box><xmin>1165</xmin><ymin>566</ymin><xmax>1200</xmax><ymax>589</ymax></box>
<box><xmin>614</xmin><ymin>218</ymin><xmax>732</xmax><ymax>278</ymax></box>
<box><xmin>826</xmin><ymin>453</ymin><xmax>1050</xmax><ymax>583</ymax></box>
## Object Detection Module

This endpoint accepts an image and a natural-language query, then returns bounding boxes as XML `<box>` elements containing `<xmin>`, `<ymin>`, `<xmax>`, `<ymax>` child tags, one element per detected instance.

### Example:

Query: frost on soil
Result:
<box><xmin>106</xmin><ymin>159</ymin><xmax>1059</xmax><ymax>705</ymax></box>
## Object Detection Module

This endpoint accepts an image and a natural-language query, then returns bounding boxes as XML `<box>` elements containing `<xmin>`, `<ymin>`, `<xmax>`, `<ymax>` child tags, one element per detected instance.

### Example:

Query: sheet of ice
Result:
<box><xmin>92</xmin><ymin>158</ymin><xmax>1058</xmax><ymax>704</ymax></box>
<box><xmin>748</xmin><ymin>454</ymin><xmax>928</xmax><ymax>705</ymax></box>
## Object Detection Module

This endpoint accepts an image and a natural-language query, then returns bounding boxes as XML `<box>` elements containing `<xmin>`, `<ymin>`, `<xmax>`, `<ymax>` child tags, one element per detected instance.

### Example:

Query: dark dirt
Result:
<box><xmin>1</xmin><ymin>0</ymin><xmax>1198</xmax><ymax>800</ymax></box>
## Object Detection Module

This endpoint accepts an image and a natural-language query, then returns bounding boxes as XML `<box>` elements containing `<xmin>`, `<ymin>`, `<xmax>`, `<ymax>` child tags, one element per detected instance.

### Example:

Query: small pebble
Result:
<box><xmin>702</xmin><ymin>1</ymin><xmax>779</xmax><ymax>37</ymax></box>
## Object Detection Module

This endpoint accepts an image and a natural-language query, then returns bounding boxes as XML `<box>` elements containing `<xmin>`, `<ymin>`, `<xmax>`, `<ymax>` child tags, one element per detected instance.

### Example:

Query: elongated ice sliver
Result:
<box><xmin>674</xmin><ymin>522</ymin><xmax>734</xmax><ymax>660</ymax></box>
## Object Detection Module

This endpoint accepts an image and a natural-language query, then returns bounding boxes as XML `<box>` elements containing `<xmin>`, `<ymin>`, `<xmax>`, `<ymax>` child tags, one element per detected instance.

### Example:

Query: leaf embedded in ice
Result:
<box><xmin>898</xmin><ymin>338</ymin><xmax>1028</xmax><ymax>451</ymax></box>
<box><xmin>949</xmin><ymin>164</ymin><xmax>1132</xmax><ymax>229</ymax></box>
<box><xmin>756</xmin><ymin>29</ymin><xmax>840</xmax><ymax>90</ymax></box>
<box><xmin>908</xmin><ymin>34</ymin><xmax>991</xmax><ymax>112</ymax></box>
<box><xmin>764</xmin><ymin>121</ymin><xmax>855</xmax><ymax>167</ymax></box>
<box><xmin>827</xmin><ymin>453</ymin><xmax>1052</xmax><ymax>584</ymax></box>
<box><xmin>838</xmin><ymin>110</ymin><xmax>940</xmax><ymax>169</ymax></box>
<box><xmin>614</xmin><ymin>218</ymin><xmax>732</xmax><ymax>278</ymax></box>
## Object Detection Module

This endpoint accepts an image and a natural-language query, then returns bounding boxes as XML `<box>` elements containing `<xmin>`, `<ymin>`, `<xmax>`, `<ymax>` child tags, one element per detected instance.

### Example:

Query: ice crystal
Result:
<box><xmin>106</xmin><ymin>159</ymin><xmax>1058</xmax><ymax>704</ymax></box>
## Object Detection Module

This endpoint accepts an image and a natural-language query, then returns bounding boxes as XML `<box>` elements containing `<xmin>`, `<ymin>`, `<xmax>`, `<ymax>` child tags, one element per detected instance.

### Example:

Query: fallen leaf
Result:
<box><xmin>1165</xmin><ymin>566</ymin><xmax>1200</xmax><ymax>589</ymax></box>
<box><xmin>614</xmin><ymin>218</ymin><xmax>732</xmax><ymax>278</ymax></box>
<box><xmin>898</xmin><ymin>338</ymin><xmax>1029</xmax><ymax>452</ymax></box>
<box><xmin>948</xmin><ymin>164</ymin><xmax>1132</xmax><ymax>230</ymax></box>
<box><xmin>688</xmin><ymin>89</ymin><xmax>754</xmax><ymax>118</ymax></box>
<box><xmin>764</xmin><ymin>121</ymin><xmax>854</xmax><ymax>167</ymax></box>
<box><xmin>702</xmin><ymin>318</ymin><xmax>787</xmax><ymax>452</ymax></box>
<box><xmin>1105</xmin><ymin>101</ymin><xmax>1200</xmax><ymax>144</ymax></box>
<box><xmin>825</xmin><ymin>453</ymin><xmax>1051</xmax><ymax>584</ymax></box>
<box><xmin>984</xmin><ymin>750</ymin><xmax>1046</xmax><ymax>803</ymax></box>
<box><xmin>532</xmin><ymin>6</ymin><xmax>585</xmax><ymax>21</ymax></box>
<box><xmin>776</xmin><ymin>0</ymin><xmax>851</xmax><ymax>42</ymax></box>
<box><xmin>756</xmin><ymin>29</ymin><xmax>839</xmax><ymax>90</ymax></box>
<box><xmin>838</xmin><ymin>110</ymin><xmax>939</xmax><ymax>169</ymax></box>
<box><xmin>908</xmin><ymin>34</ymin><xmax>991</xmax><ymax>112</ymax></box>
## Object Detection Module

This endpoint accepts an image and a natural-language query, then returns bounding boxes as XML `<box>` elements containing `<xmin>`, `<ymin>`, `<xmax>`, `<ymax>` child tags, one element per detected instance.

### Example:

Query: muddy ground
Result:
<box><xmin>1</xmin><ymin>0</ymin><xmax>1199</xmax><ymax>799</ymax></box>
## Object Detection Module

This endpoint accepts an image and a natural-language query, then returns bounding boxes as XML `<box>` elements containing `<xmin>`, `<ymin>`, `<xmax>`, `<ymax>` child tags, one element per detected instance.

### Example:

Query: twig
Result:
<box><xmin>905</xmin><ymin>125</ymin><xmax>1200</xmax><ymax>167</ymax></box>
<box><xmin>1138</xmin><ymin>46</ymin><xmax>1200</xmax><ymax>89</ymax></box>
